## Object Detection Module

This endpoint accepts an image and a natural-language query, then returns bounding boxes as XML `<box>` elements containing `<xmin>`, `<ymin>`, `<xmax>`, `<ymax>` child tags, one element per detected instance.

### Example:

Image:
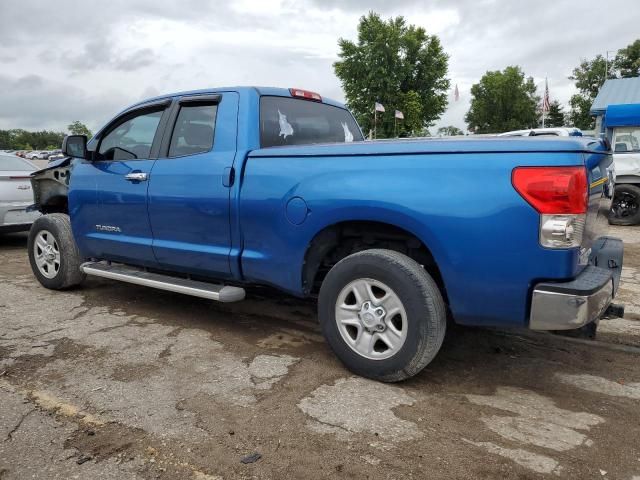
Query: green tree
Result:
<box><xmin>544</xmin><ymin>100</ymin><xmax>566</xmax><ymax>128</ymax></box>
<box><xmin>567</xmin><ymin>55</ymin><xmax>609</xmax><ymax>130</ymax></box>
<box><xmin>568</xmin><ymin>95</ymin><xmax>595</xmax><ymax>129</ymax></box>
<box><xmin>400</xmin><ymin>90</ymin><xmax>424</xmax><ymax>136</ymax></box>
<box><xmin>0</xmin><ymin>129</ymin><xmax>65</xmax><ymax>150</ymax></box>
<box><xmin>436</xmin><ymin>125</ymin><xmax>463</xmax><ymax>136</ymax></box>
<box><xmin>68</xmin><ymin>121</ymin><xmax>93</xmax><ymax>138</ymax></box>
<box><xmin>334</xmin><ymin>12</ymin><xmax>449</xmax><ymax>138</ymax></box>
<box><xmin>465</xmin><ymin>66</ymin><xmax>539</xmax><ymax>133</ymax></box>
<box><xmin>615</xmin><ymin>39</ymin><xmax>640</xmax><ymax>78</ymax></box>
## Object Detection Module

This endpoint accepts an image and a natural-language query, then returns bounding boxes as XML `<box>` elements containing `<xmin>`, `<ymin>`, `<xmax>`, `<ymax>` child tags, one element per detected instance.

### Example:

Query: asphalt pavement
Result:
<box><xmin>1</xmin><ymin>226</ymin><xmax>639</xmax><ymax>479</ymax></box>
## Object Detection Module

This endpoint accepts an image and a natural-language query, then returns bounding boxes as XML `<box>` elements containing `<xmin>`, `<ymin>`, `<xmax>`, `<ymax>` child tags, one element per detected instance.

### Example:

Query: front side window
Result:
<box><xmin>614</xmin><ymin>127</ymin><xmax>640</xmax><ymax>153</ymax></box>
<box><xmin>98</xmin><ymin>109</ymin><xmax>164</xmax><ymax>160</ymax></box>
<box><xmin>168</xmin><ymin>104</ymin><xmax>217</xmax><ymax>157</ymax></box>
<box><xmin>260</xmin><ymin>96</ymin><xmax>363</xmax><ymax>148</ymax></box>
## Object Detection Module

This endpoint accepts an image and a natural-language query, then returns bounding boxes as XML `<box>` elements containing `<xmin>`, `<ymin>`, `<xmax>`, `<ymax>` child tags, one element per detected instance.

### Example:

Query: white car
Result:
<box><xmin>498</xmin><ymin>127</ymin><xmax>583</xmax><ymax>137</ymax></box>
<box><xmin>26</xmin><ymin>151</ymin><xmax>51</xmax><ymax>160</ymax></box>
<box><xmin>0</xmin><ymin>154</ymin><xmax>41</xmax><ymax>233</ymax></box>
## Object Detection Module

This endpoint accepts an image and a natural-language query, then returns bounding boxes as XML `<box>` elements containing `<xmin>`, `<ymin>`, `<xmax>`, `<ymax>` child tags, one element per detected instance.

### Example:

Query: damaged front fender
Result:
<box><xmin>29</xmin><ymin>157</ymin><xmax>72</xmax><ymax>214</ymax></box>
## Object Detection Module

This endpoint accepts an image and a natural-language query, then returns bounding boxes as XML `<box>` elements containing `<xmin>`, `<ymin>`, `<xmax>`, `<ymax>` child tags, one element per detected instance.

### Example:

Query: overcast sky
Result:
<box><xmin>0</xmin><ymin>0</ymin><xmax>638</xmax><ymax>134</ymax></box>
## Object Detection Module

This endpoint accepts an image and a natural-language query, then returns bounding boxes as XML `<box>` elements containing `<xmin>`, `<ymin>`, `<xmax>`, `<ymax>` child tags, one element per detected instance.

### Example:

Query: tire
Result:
<box><xmin>318</xmin><ymin>249</ymin><xmax>446</xmax><ymax>382</ymax></box>
<box><xmin>609</xmin><ymin>184</ymin><xmax>640</xmax><ymax>226</ymax></box>
<box><xmin>28</xmin><ymin>213</ymin><xmax>85</xmax><ymax>290</ymax></box>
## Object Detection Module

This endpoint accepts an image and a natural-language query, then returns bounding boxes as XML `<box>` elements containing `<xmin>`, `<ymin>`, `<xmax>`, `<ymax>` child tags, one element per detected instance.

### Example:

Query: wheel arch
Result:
<box><xmin>615</xmin><ymin>177</ymin><xmax>640</xmax><ymax>185</ymax></box>
<box><xmin>31</xmin><ymin>159</ymin><xmax>71</xmax><ymax>214</ymax></box>
<box><xmin>301</xmin><ymin>219</ymin><xmax>448</xmax><ymax>304</ymax></box>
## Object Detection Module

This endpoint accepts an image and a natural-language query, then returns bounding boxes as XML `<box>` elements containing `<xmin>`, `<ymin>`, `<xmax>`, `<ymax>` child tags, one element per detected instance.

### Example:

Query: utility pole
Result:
<box><xmin>374</xmin><ymin>109</ymin><xmax>377</xmax><ymax>140</ymax></box>
<box><xmin>605</xmin><ymin>50</ymin><xmax>616</xmax><ymax>80</ymax></box>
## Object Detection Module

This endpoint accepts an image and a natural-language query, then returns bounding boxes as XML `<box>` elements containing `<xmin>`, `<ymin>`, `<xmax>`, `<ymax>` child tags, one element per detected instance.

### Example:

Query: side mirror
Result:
<box><xmin>62</xmin><ymin>135</ymin><xmax>88</xmax><ymax>159</ymax></box>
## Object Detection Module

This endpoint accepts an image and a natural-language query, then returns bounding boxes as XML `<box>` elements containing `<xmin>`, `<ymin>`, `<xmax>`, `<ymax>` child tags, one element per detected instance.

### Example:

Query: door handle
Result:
<box><xmin>125</xmin><ymin>172</ymin><xmax>148</xmax><ymax>182</ymax></box>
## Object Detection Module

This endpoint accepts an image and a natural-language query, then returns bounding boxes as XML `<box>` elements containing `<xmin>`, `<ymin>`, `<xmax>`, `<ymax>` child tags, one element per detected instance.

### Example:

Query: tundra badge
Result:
<box><xmin>95</xmin><ymin>224</ymin><xmax>122</xmax><ymax>233</ymax></box>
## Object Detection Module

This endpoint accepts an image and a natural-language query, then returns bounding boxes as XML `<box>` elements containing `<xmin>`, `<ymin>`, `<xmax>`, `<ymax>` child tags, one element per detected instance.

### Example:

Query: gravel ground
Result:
<box><xmin>1</xmin><ymin>226</ymin><xmax>639</xmax><ymax>479</ymax></box>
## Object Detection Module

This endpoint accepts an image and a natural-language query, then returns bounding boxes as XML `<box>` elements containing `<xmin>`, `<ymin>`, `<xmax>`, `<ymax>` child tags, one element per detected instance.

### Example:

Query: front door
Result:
<box><xmin>147</xmin><ymin>92</ymin><xmax>238</xmax><ymax>278</ymax></box>
<box><xmin>71</xmin><ymin>103</ymin><xmax>170</xmax><ymax>266</ymax></box>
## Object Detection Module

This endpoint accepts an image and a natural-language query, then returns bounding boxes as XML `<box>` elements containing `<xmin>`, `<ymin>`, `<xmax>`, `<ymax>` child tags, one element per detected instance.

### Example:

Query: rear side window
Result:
<box><xmin>260</xmin><ymin>96</ymin><xmax>363</xmax><ymax>148</ymax></box>
<box><xmin>98</xmin><ymin>109</ymin><xmax>164</xmax><ymax>160</ymax></box>
<box><xmin>0</xmin><ymin>155</ymin><xmax>35</xmax><ymax>171</ymax></box>
<box><xmin>168</xmin><ymin>104</ymin><xmax>217</xmax><ymax>157</ymax></box>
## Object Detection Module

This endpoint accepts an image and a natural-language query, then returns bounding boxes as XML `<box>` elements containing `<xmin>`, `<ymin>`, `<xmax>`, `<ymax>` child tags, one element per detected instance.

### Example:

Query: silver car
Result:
<box><xmin>0</xmin><ymin>154</ymin><xmax>41</xmax><ymax>233</ymax></box>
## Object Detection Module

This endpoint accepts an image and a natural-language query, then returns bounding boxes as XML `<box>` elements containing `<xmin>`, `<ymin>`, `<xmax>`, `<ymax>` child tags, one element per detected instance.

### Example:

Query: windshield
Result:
<box><xmin>0</xmin><ymin>154</ymin><xmax>35</xmax><ymax>171</ymax></box>
<box><xmin>260</xmin><ymin>96</ymin><xmax>363</xmax><ymax>148</ymax></box>
<box><xmin>614</xmin><ymin>127</ymin><xmax>640</xmax><ymax>153</ymax></box>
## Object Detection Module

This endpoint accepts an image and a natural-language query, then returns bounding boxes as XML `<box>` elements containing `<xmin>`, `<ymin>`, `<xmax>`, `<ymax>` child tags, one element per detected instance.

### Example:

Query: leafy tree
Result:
<box><xmin>465</xmin><ymin>66</ymin><xmax>539</xmax><ymax>133</ymax></box>
<box><xmin>570</xmin><ymin>55</ymin><xmax>609</xmax><ymax>98</ymax></box>
<box><xmin>334</xmin><ymin>12</ymin><xmax>450</xmax><ymax>138</ymax></box>
<box><xmin>400</xmin><ymin>90</ymin><xmax>424</xmax><ymax>136</ymax></box>
<box><xmin>568</xmin><ymin>95</ymin><xmax>595</xmax><ymax>129</ymax></box>
<box><xmin>437</xmin><ymin>125</ymin><xmax>463</xmax><ymax>136</ymax></box>
<box><xmin>567</xmin><ymin>55</ymin><xmax>611</xmax><ymax>130</ymax></box>
<box><xmin>0</xmin><ymin>129</ymin><xmax>65</xmax><ymax>150</ymax></box>
<box><xmin>543</xmin><ymin>100</ymin><xmax>566</xmax><ymax>128</ymax></box>
<box><xmin>68</xmin><ymin>120</ymin><xmax>93</xmax><ymax>138</ymax></box>
<box><xmin>615</xmin><ymin>39</ymin><xmax>640</xmax><ymax>78</ymax></box>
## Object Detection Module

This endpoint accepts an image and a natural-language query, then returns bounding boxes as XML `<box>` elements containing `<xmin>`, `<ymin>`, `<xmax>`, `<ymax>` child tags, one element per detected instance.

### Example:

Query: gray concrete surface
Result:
<box><xmin>1</xmin><ymin>226</ymin><xmax>639</xmax><ymax>479</ymax></box>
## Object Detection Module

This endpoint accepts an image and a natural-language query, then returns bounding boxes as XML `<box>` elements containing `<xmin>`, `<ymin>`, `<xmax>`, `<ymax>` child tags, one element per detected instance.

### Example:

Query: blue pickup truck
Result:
<box><xmin>28</xmin><ymin>86</ymin><xmax>624</xmax><ymax>381</ymax></box>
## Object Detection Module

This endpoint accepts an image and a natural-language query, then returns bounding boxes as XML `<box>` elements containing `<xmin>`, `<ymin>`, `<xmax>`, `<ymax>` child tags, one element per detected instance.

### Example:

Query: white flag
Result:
<box><xmin>395</xmin><ymin>110</ymin><xmax>404</xmax><ymax>120</ymax></box>
<box><xmin>375</xmin><ymin>102</ymin><xmax>385</xmax><ymax>113</ymax></box>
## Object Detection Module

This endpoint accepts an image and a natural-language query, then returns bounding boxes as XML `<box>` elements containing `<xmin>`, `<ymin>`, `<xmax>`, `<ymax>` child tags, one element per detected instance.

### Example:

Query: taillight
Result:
<box><xmin>512</xmin><ymin>166</ymin><xmax>588</xmax><ymax>249</ymax></box>
<box><xmin>289</xmin><ymin>88</ymin><xmax>322</xmax><ymax>102</ymax></box>
<box><xmin>512</xmin><ymin>166</ymin><xmax>587</xmax><ymax>214</ymax></box>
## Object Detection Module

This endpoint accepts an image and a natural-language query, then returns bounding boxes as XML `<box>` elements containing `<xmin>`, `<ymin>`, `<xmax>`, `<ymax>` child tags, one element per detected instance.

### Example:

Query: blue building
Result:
<box><xmin>591</xmin><ymin>76</ymin><xmax>640</xmax><ymax>137</ymax></box>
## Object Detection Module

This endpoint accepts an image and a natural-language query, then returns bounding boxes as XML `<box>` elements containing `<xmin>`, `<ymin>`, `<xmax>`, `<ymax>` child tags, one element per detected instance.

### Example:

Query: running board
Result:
<box><xmin>80</xmin><ymin>262</ymin><xmax>245</xmax><ymax>303</ymax></box>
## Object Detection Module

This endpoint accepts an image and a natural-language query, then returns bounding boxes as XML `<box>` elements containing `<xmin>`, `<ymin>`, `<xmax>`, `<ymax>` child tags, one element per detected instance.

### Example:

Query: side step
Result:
<box><xmin>80</xmin><ymin>262</ymin><xmax>245</xmax><ymax>303</ymax></box>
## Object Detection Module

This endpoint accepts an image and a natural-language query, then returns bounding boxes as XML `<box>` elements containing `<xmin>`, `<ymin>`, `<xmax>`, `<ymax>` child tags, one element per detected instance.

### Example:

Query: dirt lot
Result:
<box><xmin>1</xmin><ymin>226</ymin><xmax>640</xmax><ymax>480</ymax></box>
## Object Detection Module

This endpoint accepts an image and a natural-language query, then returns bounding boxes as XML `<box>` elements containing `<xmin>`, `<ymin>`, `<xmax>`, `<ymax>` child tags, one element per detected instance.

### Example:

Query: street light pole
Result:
<box><xmin>605</xmin><ymin>50</ymin><xmax>616</xmax><ymax>80</ymax></box>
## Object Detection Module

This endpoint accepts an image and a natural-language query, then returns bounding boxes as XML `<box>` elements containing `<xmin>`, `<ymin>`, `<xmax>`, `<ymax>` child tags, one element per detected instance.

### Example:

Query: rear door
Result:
<box><xmin>71</xmin><ymin>100</ymin><xmax>171</xmax><ymax>265</ymax></box>
<box><xmin>147</xmin><ymin>92</ymin><xmax>238</xmax><ymax>278</ymax></box>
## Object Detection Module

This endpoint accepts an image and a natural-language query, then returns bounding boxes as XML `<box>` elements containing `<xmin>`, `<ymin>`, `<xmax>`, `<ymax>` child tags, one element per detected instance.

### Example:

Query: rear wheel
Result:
<box><xmin>28</xmin><ymin>213</ymin><xmax>85</xmax><ymax>289</ymax></box>
<box><xmin>609</xmin><ymin>184</ymin><xmax>640</xmax><ymax>225</ymax></box>
<box><xmin>318</xmin><ymin>249</ymin><xmax>446</xmax><ymax>382</ymax></box>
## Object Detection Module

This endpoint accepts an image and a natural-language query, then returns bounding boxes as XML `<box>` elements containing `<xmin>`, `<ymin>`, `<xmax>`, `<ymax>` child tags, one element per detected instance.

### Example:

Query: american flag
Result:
<box><xmin>542</xmin><ymin>78</ymin><xmax>550</xmax><ymax>113</ymax></box>
<box><xmin>394</xmin><ymin>110</ymin><xmax>404</xmax><ymax>120</ymax></box>
<box><xmin>454</xmin><ymin>84</ymin><xmax>459</xmax><ymax>102</ymax></box>
<box><xmin>374</xmin><ymin>102</ymin><xmax>385</xmax><ymax>113</ymax></box>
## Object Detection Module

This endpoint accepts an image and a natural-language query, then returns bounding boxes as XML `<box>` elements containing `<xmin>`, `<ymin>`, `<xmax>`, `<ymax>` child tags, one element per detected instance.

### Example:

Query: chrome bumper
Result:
<box><xmin>529</xmin><ymin>237</ymin><xmax>623</xmax><ymax>331</ymax></box>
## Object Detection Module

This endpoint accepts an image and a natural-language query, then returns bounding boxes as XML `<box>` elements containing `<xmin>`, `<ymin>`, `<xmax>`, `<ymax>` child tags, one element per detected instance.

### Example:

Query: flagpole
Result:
<box><xmin>542</xmin><ymin>76</ymin><xmax>548</xmax><ymax>128</ymax></box>
<box><xmin>374</xmin><ymin>108</ymin><xmax>377</xmax><ymax>140</ymax></box>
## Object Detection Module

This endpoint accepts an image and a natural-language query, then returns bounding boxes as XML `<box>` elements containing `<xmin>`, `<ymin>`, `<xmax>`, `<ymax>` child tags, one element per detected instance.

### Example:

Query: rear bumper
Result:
<box><xmin>529</xmin><ymin>237</ymin><xmax>623</xmax><ymax>330</ymax></box>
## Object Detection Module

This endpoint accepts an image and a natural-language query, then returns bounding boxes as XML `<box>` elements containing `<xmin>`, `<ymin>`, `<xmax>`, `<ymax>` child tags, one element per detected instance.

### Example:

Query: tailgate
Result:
<box><xmin>582</xmin><ymin>151</ymin><xmax>615</xmax><ymax>258</ymax></box>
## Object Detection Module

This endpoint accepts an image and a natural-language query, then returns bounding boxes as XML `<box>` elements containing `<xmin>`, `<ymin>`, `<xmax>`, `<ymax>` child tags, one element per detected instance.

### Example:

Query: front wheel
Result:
<box><xmin>318</xmin><ymin>249</ymin><xmax>446</xmax><ymax>382</ymax></box>
<box><xmin>609</xmin><ymin>184</ymin><xmax>640</xmax><ymax>225</ymax></box>
<box><xmin>28</xmin><ymin>213</ymin><xmax>86</xmax><ymax>290</ymax></box>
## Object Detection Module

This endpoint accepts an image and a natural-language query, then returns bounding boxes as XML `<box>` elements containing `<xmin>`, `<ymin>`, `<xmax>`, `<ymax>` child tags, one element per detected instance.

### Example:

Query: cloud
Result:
<box><xmin>54</xmin><ymin>39</ymin><xmax>157</xmax><ymax>72</ymax></box>
<box><xmin>0</xmin><ymin>75</ymin><xmax>131</xmax><ymax>131</ymax></box>
<box><xmin>0</xmin><ymin>0</ymin><xmax>638</xmax><ymax>132</ymax></box>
